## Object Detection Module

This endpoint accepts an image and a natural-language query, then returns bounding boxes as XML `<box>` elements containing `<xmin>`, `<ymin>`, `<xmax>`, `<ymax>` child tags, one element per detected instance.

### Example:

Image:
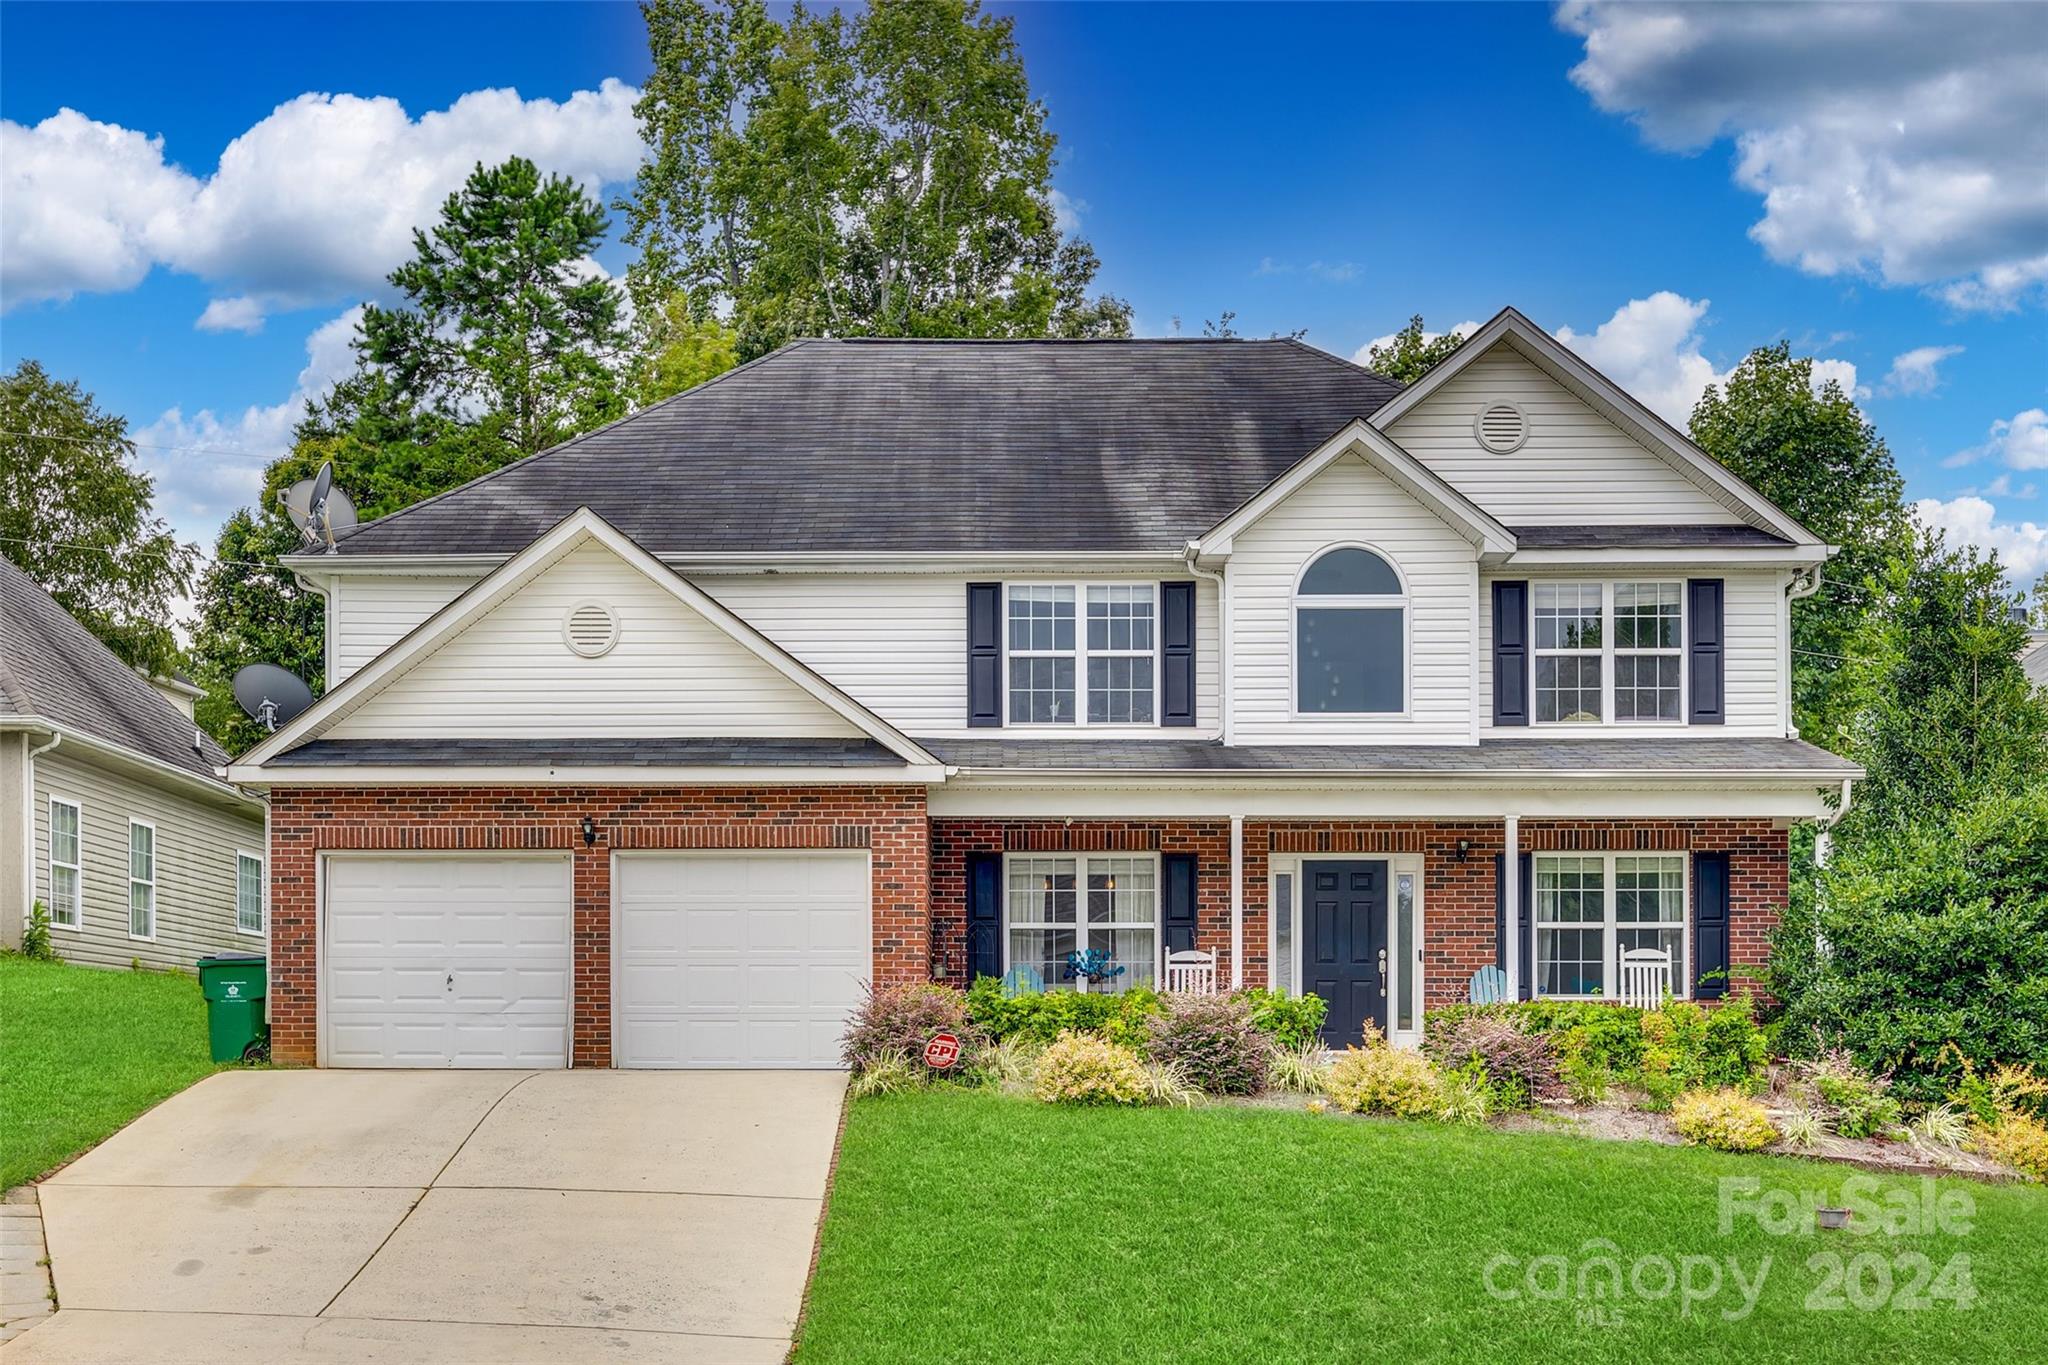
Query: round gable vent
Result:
<box><xmin>1475</xmin><ymin>401</ymin><xmax>1528</xmax><ymax>453</ymax></box>
<box><xmin>563</xmin><ymin>601</ymin><xmax>620</xmax><ymax>658</ymax></box>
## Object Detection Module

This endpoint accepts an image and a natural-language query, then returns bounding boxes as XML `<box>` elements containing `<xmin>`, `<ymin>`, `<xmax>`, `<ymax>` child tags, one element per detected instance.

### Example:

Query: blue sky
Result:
<box><xmin>4</xmin><ymin>2</ymin><xmax>2044</xmax><ymax>586</ymax></box>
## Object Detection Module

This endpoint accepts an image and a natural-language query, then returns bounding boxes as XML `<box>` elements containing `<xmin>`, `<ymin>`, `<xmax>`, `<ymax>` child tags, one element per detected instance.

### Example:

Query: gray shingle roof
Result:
<box><xmin>1509</xmin><ymin>525</ymin><xmax>1792</xmax><ymax>549</ymax></box>
<box><xmin>326</xmin><ymin>339</ymin><xmax>1405</xmax><ymax>557</ymax></box>
<box><xmin>265</xmin><ymin>737</ymin><xmax>906</xmax><ymax>767</ymax></box>
<box><xmin>923</xmin><ymin>735</ymin><xmax>1859</xmax><ymax>776</ymax></box>
<box><xmin>0</xmin><ymin>557</ymin><xmax>230</xmax><ymax>781</ymax></box>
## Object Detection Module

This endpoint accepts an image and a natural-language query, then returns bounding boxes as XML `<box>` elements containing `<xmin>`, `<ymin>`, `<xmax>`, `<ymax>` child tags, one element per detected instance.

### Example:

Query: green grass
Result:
<box><xmin>0</xmin><ymin>956</ymin><xmax>225</xmax><ymax>1188</ymax></box>
<box><xmin>796</xmin><ymin>1090</ymin><xmax>2048</xmax><ymax>1364</ymax></box>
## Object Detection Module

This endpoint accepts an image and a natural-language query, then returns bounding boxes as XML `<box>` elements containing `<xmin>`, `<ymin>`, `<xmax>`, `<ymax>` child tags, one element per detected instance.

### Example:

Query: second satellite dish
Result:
<box><xmin>282</xmin><ymin>460</ymin><xmax>357</xmax><ymax>548</ymax></box>
<box><xmin>232</xmin><ymin>663</ymin><xmax>315</xmax><ymax>732</ymax></box>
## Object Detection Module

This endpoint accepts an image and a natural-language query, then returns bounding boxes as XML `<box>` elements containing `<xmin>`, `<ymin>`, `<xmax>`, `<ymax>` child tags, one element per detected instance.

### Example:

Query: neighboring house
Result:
<box><xmin>229</xmin><ymin>307</ymin><xmax>1858</xmax><ymax>1070</ymax></box>
<box><xmin>1</xmin><ymin>560</ymin><xmax>267</xmax><ymax>969</ymax></box>
<box><xmin>2025</xmin><ymin>630</ymin><xmax>2048</xmax><ymax>691</ymax></box>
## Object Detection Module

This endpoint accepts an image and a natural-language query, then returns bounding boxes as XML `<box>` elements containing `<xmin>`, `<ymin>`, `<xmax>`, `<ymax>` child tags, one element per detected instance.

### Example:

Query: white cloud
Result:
<box><xmin>1808</xmin><ymin>357</ymin><xmax>1868</xmax><ymax>402</ymax></box>
<box><xmin>1913</xmin><ymin>495</ymin><xmax>2048</xmax><ymax>583</ymax></box>
<box><xmin>1948</xmin><ymin>408</ymin><xmax>2048</xmax><ymax>472</ymax></box>
<box><xmin>195</xmin><ymin>296</ymin><xmax>267</xmax><ymax>334</ymax></box>
<box><xmin>2</xmin><ymin>81</ymin><xmax>643</xmax><ymax>325</ymax></box>
<box><xmin>1309</xmin><ymin>261</ymin><xmax>1359</xmax><ymax>283</ymax></box>
<box><xmin>1049</xmin><ymin>188</ymin><xmax>1084</xmax><ymax>236</ymax></box>
<box><xmin>135</xmin><ymin>307</ymin><xmax>363</xmax><ymax>545</ymax></box>
<box><xmin>1353</xmin><ymin>319</ymin><xmax>1479</xmax><ymax>366</ymax></box>
<box><xmin>1255</xmin><ymin>257</ymin><xmax>1292</xmax><ymax>277</ymax></box>
<box><xmin>1553</xmin><ymin>292</ymin><xmax>1732</xmax><ymax>426</ymax></box>
<box><xmin>1880</xmin><ymin>344</ymin><xmax>1964</xmax><ymax>397</ymax></box>
<box><xmin>1558</xmin><ymin>2</ymin><xmax>2048</xmax><ymax>310</ymax></box>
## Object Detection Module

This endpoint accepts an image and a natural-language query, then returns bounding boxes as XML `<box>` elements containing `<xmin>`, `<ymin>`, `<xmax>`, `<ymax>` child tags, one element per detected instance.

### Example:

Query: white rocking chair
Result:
<box><xmin>1162</xmin><ymin>948</ymin><xmax>1219</xmax><ymax>996</ymax></box>
<box><xmin>1618</xmin><ymin>947</ymin><xmax>1674</xmax><ymax>1009</ymax></box>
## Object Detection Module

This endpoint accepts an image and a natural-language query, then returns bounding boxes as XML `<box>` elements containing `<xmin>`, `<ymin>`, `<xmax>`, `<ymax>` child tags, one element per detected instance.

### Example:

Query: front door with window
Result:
<box><xmin>1304</xmin><ymin>860</ymin><xmax>1387</xmax><ymax>1047</ymax></box>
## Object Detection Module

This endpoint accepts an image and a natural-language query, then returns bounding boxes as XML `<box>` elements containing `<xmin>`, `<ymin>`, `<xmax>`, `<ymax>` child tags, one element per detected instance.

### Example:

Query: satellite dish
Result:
<box><xmin>281</xmin><ymin>462</ymin><xmax>357</xmax><ymax>548</ymax></box>
<box><xmin>232</xmin><ymin>664</ymin><xmax>315</xmax><ymax>733</ymax></box>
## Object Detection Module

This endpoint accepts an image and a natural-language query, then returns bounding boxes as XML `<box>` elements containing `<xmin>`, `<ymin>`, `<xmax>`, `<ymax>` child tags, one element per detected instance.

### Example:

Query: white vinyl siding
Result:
<box><xmin>128</xmin><ymin>821</ymin><xmax>156</xmax><ymax>941</ymax></box>
<box><xmin>237</xmin><ymin>852</ymin><xmax>265</xmax><ymax>935</ymax></box>
<box><xmin>325</xmin><ymin>542</ymin><xmax>864</xmax><ymax>740</ymax></box>
<box><xmin>1231</xmin><ymin>453</ymin><xmax>1476</xmax><ymax>743</ymax></box>
<box><xmin>47</xmin><ymin>798</ymin><xmax>82</xmax><ymax>929</ymax></box>
<box><xmin>322</xmin><ymin>567</ymin><xmax>1221</xmax><ymax>740</ymax></box>
<box><xmin>1383</xmin><ymin>348</ymin><xmax>1745</xmax><ymax>525</ymax></box>
<box><xmin>30</xmin><ymin>750</ymin><xmax>265</xmax><ymax>970</ymax></box>
<box><xmin>1481</xmin><ymin>570</ymin><xmax>1786</xmax><ymax>737</ymax></box>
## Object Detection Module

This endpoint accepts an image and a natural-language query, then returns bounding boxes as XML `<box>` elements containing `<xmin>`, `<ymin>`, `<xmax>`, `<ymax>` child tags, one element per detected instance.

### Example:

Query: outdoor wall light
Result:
<box><xmin>581</xmin><ymin>816</ymin><xmax>597</xmax><ymax>846</ymax></box>
<box><xmin>1455</xmin><ymin>838</ymin><xmax>1471</xmax><ymax>862</ymax></box>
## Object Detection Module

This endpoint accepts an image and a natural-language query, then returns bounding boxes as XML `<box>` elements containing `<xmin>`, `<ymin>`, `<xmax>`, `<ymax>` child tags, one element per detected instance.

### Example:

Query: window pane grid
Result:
<box><xmin>48</xmin><ymin>800</ymin><xmax>81</xmax><ymax>928</ymax></box>
<box><xmin>1533</xmin><ymin>582</ymin><xmax>1603</xmax><ymax>723</ymax></box>
<box><xmin>1535</xmin><ymin>854</ymin><xmax>1688</xmax><ymax>999</ymax></box>
<box><xmin>237</xmin><ymin>854</ymin><xmax>264</xmax><ymax>934</ymax></box>
<box><xmin>129</xmin><ymin>823</ymin><xmax>155</xmax><ymax>939</ymax></box>
<box><xmin>1006</xmin><ymin>855</ymin><xmax>1158</xmax><ymax>993</ymax></box>
<box><xmin>1615</xmin><ymin>581</ymin><xmax>1683</xmax><ymax>722</ymax></box>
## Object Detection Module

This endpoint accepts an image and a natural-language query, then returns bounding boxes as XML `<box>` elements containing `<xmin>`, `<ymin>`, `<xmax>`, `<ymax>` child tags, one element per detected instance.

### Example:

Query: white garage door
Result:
<box><xmin>615</xmin><ymin>852</ymin><xmax>869</xmax><ymax>1068</ymax></box>
<box><xmin>324</xmin><ymin>856</ymin><xmax>572</xmax><ymax>1068</ymax></box>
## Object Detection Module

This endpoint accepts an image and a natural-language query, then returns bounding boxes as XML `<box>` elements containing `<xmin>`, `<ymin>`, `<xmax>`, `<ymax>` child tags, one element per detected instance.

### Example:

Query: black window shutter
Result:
<box><xmin>1687</xmin><ymin>578</ymin><xmax>1725</xmax><ymax>725</ymax></box>
<box><xmin>1163</xmin><ymin>853</ymin><xmax>1198</xmax><ymax>954</ymax></box>
<box><xmin>1492</xmin><ymin>581</ymin><xmax>1530</xmax><ymax>726</ymax></box>
<box><xmin>967</xmin><ymin>582</ymin><xmax>1002</xmax><ymax>727</ymax></box>
<box><xmin>1493</xmin><ymin>851</ymin><xmax>1533</xmax><ymax>999</ymax></box>
<box><xmin>1693</xmin><ymin>851</ymin><xmax>1730</xmax><ymax>1000</ymax></box>
<box><xmin>966</xmin><ymin>851</ymin><xmax>1003</xmax><ymax>982</ymax></box>
<box><xmin>1160</xmin><ymin>581</ymin><xmax>1197</xmax><ymax>727</ymax></box>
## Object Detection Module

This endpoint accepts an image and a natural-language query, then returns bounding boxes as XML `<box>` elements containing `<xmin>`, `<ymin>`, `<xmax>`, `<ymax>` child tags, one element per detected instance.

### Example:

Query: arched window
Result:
<box><xmin>1294</xmin><ymin>546</ymin><xmax>1406</xmax><ymax>714</ymax></box>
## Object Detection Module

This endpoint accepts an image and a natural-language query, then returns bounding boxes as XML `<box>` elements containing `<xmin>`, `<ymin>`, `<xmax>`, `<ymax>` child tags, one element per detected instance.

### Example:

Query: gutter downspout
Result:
<box><xmin>1182</xmin><ymin>541</ymin><xmax>1229</xmax><ymax>744</ymax></box>
<box><xmin>20</xmin><ymin>732</ymin><xmax>60</xmax><ymax>937</ymax></box>
<box><xmin>1784</xmin><ymin>566</ymin><xmax>1823</xmax><ymax>739</ymax></box>
<box><xmin>1229</xmin><ymin>813</ymin><xmax>1245</xmax><ymax>990</ymax></box>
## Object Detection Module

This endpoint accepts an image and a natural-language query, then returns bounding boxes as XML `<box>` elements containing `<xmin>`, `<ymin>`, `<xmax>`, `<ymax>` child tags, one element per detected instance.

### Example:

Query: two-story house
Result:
<box><xmin>228</xmin><ymin>308</ymin><xmax>1857</xmax><ymax>1070</ymax></box>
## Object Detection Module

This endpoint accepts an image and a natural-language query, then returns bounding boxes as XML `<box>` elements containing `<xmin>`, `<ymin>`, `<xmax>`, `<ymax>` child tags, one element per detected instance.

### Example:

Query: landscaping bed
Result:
<box><xmin>0</xmin><ymin>956</ymin><xmax>227</xmax><ymax>1188</ymax></box>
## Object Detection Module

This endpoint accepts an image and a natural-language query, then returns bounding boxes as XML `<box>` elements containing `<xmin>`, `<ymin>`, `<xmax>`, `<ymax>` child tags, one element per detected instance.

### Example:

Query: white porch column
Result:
<box><xmin>1502</xmin><ymin>813</ymin><xmax>1520</xmax><ymax>1001</ymax></box>
<box><xmin>1229</xmin><ymin>814</ymin><xmax>1245</xmax><ymax>990</ymax></box>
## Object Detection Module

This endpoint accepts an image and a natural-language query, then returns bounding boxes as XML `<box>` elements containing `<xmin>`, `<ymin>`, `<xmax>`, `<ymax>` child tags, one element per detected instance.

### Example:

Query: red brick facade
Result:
<box><xmin>928</xmin><ymin>817</ymin><xmax>1788</xmax><ymax>1011</ymax></box>
<box><xmin>269</xmin><ymin>793</ymin><xmax>1786</xmax><ymax>1068</ymax></box>
<box><xmin>266</xmin><ymin>785</ymin><xmax>928</xmax><ymax>1067</ymax></box>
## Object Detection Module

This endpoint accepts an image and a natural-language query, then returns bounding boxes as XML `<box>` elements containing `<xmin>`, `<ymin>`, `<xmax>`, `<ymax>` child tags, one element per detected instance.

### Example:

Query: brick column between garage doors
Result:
<box><xmin>266</xmin><ymin>786</ymin><xmax>930</xmax><ymax>1068</ymax></box>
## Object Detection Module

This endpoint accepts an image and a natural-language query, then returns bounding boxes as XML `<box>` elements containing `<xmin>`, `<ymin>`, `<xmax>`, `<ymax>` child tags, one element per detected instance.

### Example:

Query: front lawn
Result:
<box><xmin>797</xmin><ymin>1090</ymin><xmax>2048</xmax><ymax>1364</ymax></box>
<box><xmin>0</xmin><ymin>957</ymin><xmax>225</xmax><ymax>1188</ymax></box>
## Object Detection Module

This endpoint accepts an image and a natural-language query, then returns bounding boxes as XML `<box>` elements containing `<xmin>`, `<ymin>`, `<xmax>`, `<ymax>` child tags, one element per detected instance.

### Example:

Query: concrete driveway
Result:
<box><xmin>4</xmin><ymin>1069</ymin><xmax>846</xmax><ymax>1363</ymax></box>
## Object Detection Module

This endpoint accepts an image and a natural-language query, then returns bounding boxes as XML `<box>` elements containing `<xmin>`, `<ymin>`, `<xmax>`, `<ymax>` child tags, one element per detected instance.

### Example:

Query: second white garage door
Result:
<box><xmin>614</xmin><ymin>852</ymin><xmax>869</xmax><ymax>1068</ymax></box>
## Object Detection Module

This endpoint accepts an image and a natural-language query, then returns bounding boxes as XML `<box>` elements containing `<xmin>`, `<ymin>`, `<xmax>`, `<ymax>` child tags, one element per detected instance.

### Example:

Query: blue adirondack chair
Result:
<box><xmin>1000</xmin><ymin>965</ymin><xmax>1045</xmax><ymax>997</ymax></box>
<box><xmin>1468</xmin><ymin>964</ymin><xmax>1509</xmax><ymax>1005</ymax></box>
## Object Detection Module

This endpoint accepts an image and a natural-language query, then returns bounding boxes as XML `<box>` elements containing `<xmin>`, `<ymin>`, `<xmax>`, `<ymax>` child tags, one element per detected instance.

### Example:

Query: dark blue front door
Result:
<box><xmin>1305</xmin><ymin>860</ymin><xmax>1388</xmax><ymax>1047</ymax></box>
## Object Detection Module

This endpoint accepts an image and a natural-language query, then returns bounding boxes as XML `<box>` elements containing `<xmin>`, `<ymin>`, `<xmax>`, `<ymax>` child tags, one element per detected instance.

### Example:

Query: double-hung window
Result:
<box><xmin>1533</xmin><ymin>852</ymin><xmax>1688</xmax><ymax>998</ymax></box>
<box><xmin>47</xmin><ymin>799</ymin><xmax>81</xmax><ymax>929</ymax></box>
<box><xmin>1007</xmin><ymin>583</ymin><xmax>1157</xmax><ymax>725</ymax></box>
<box><xmin>237</xmin><ymin>852</ymin><xmax>265</xmax><ymax>936</ymax></box>
<box><xmin>1005</xmin><ymin>854</ymin><xmax>1159</xmax><ymax>991</ymax></box>
<box><xmin>1533</xmin><ymin>581</ymin><xmax>1685</xmax><ymax>724</ymax></box>
<box><xmin>128</xmin><ymin>820</ymin><xmax>156</xmax><ymax>940</ymax></box>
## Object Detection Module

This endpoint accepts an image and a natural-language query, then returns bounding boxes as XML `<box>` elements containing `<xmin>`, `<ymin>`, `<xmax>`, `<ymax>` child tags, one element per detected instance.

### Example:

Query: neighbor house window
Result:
<box><xmin>1007</xmin><ymin>583</ymin><xmax>1158</xmax><ymax>725</ymax></box>
<box><xmin>47</xmin><ymin>799</ymin><xmax>81</xmax><ymax>929</ymax></box>
<box><xmin>128</xmin><ymin>820</ymin><xmax>156</xmax><ymax>940</ymax></box>
<box><xmin>1534</xmin><ymin>852</ymin><xmax>1688</xmax><ymax>998</ymax></box>
<box><xmin>1005</xmin><ymin>854</ymin><xmax>1158</xmax><ymax>991</ymax></box>
<box><xmin>1294</xmin><ymin>546</ymin><xmax>1406</xmax><ymax>714</ymax></box>
<box><xmin>237</xmin><ymin>852</ymin><xmax>264</xmax><ymax>936</ymax></box>
<box><xmin>1533</xmin><ymin>581</ymin><xmax>1685</xmax><ymax>724</ymax></box>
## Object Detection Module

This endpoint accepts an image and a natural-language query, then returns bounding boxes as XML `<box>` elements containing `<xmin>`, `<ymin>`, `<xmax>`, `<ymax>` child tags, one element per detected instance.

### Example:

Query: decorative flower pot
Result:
<box><xmin>1815</xmin><ymin>1207</ymin><xmax>1853</xmax><ymax>1230</ymax></box>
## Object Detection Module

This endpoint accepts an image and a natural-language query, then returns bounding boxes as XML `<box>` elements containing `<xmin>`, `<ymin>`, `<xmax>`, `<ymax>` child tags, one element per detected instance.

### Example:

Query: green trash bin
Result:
<box><xmin>197</xmin><ymin>954</ymin><xmax>268</xmax><ymax>1062</ymax></box>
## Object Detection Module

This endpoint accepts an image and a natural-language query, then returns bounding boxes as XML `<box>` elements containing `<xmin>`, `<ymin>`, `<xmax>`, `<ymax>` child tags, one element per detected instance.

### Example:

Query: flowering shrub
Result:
<box><xmin>1033</xmin><ymin>1031</ymin><xmax>1148</xmax><ymax>1106</ymax></box>
<box><xmin>1325</xmin><ymin>1045</ymin><xmax>1441</xmax><ymax>1119</ymax></box>
<box><xmin>841</xmin><ymin>982</ymin><xmax>982</xmax><ymax>1074</ymax></box>
<box><xmin>1671</xmin><ymin>1088</ymin><xmax>1778</xmax><ymax>1152</ymax></box>
<box><xmin>966</xmin><ymin>977</ymin><xmax>1161</xmax><ymax>1048</ymax></box>
<box><xmin>1424</xmin><ymin>1013</ymin><xmax>1563</xmax><ymax>1109</ymax></box>
<box><xmin>1799</xmin><ymin>1050</ymin><xmax>1903</xmax><ymax>1138</ymax></box>
<box><xmin>1146</xmin><ymin>993</ymin><xmax>1270</xmax><ymax>1096</ymax></box>
<box><xmin>1978</xmin><ymin>1114</ymin><xmax>2048</xmax><ymax>1182</ymax></box>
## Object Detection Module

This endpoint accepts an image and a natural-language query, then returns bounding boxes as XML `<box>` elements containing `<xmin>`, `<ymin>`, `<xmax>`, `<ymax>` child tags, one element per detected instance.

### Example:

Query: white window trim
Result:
<box><xmin>236</xmin><ymin>849</ymin><xmax>266</xmax><ymax>937</ymax></box>
<box><xmin>1268</xmin><ymin>853</ymin><xmax>1426</xmax><ymax>1046</ymax></box>
<box><xmin>1288</xmin><ymin>542</ymin><xmax>1413</xmax><ymax>720</ymax></box>
<box><xmin>1531</xmin><ymin>850</ymin><xmax>1690</xmax><ymax>1001</ymax></box>
<box><xmin>128</xmin><ymin>818</ymin><xmax>157</xmax><ymax>943</ymax></box>
<box><xmin>1000</xmin><ymin>851</ymin><xmax>1162</xmax><ymax>991</ymax></box>
<box><xmin>46</xmin><ymin>796</ymin><xmax>82</xmax><ymax>931</ymax></box>
<box><xmin>1531</xmin><ymin>580</ymin><xmax>1689</xmax><ymax>728</ymax></box>
<box><xmin>1001</xmin><ymin>580</ymin><xmax>1161</xmax><ymax>728</ymax></box>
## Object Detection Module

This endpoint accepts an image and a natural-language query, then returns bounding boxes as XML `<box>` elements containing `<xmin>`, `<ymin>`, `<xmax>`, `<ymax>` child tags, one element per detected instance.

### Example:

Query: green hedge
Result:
<box><xmin>1422</xmin><ymin>997</ymin><xmax>1769</xmax><ymax>1107</ymax></box>
<box><xmin>964</xmin><ymin>979</ymin><xmax>1328</xmax><ymax>1051</ymax></box>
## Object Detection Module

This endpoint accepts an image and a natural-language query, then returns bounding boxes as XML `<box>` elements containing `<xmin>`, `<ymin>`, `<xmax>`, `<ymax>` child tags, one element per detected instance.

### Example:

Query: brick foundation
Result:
<box><xmin>267</xmin><ymin>785</ymin><xmax>928</xmax><ymax>1067</ymax></box>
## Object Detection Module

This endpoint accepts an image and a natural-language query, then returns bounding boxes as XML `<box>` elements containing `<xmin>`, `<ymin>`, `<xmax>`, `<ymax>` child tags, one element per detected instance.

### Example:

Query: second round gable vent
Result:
<box><xmin>1475</xmin><ymin>401</ymin><xmax>1529</xmax><ymax>454</ymax></box>
<box><xmin>563</xmin><ymin>601</ymin><xmax>620</xmax><ymax>658</ymax></box>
